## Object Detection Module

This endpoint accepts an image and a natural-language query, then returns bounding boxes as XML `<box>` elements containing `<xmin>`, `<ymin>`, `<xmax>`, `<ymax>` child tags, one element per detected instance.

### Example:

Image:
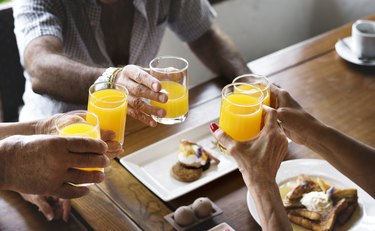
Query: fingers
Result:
<box><xmin>127</xmin><ymin>106</ymin><xmax>158</xmax><ymax>127</ymax></box>
<box><xmin>61</xmin><ymin>199</ymin><xmax>71</xmax><ymax>222</ymax></box>
<box><xmin>105</xmin><ymin>140</ymin><xmax>123</xmax><ymax>159</ymax></box>
<box><xmin>35</xmin><ymin>196</ymin><xmax>55</xmax><ymax>221</ymax></box>
<box><xmin>122</xmin><ymin>65</ymin><xmax>162</xmax><ymax>92</ymax></box>
<box><xmin>58</xmin><ymin>183</ymin><xmax>90</xmax><ymax>199</ymax></box>
<box><xmin>100</xmin><ymin>129</ymin><xmax>116</xmax><ymax>141</ymax></box>
<box><xmin>66</xmin><ymin>137</ymin><xmax>108</xmax><ymax>154</ymax></box>
<box><xmin>68</xmin><ymin>152</ymin><xmax>109</xmax><ymax>169</ymax></box>
<box><xmin>66</xmin><ymin>168</ymin><xmax>105</xmax><ymax>185</ymax></box>
<box><xmin>127</xmin><ymin>95</ymin><xmax>166</xmax><ymax>118</ymax></box>
<box><xmin>210</xmin><ymin>123</ymin><xmax>234</xmax><ymax>152</ymax></box>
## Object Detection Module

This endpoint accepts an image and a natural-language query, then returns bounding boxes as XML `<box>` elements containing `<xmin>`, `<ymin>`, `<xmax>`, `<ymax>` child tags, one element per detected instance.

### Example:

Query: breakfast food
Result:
<box><xmin>174</xmin><ymin>206</ymin><xmax>195</xmax><ymax>226</ymax></box>
<box><xmin>282</xmin><ymin>174</ymin><xmax>358</xmax><ymax>231</ymax></box>
<box><xmin>170</xmin><ymin>139</ymin><xmax>220</xmax><ymax>182</ymax></box>
<box><xmin>173</xmin><ymin>197</ymin><xmax>214</xmax><ymax>226</ymax></box>
<box><xmin>192</xmin><ymin>197</ymin><xmax>213</xmax><ymax>218</ymax></box>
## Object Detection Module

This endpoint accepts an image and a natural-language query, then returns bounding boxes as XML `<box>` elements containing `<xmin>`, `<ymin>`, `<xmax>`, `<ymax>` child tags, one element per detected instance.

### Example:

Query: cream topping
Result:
<box><xmin>300</xmin><ymin>191</ymin><xmax>332</xmax><ymax>214</ymax></box>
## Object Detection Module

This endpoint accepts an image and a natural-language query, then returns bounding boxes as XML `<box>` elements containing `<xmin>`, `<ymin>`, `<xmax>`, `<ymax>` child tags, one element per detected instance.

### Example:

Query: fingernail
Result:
<box><xmin>210</xmin><ymin>123</ymin><xmax>219</xmax><ymax>132</ymax></box>
<box><xmin>159</xmin><ymin>94</ymin><xmax>167</xmax><ymax>103</ymax></box>
<box><xmin>152</xmin><ymin>83</ymin><xmax>159</xmax><ymax>91</ymax></box>
<box><xmin>46</xmin><ymin>213</ymin><xmax>54</xmax><ymax>221</ymax></box>
<box><xmin>157</xmin><ymin>109</ymin><xmax>165</xmax><ymax>117</ymax></box>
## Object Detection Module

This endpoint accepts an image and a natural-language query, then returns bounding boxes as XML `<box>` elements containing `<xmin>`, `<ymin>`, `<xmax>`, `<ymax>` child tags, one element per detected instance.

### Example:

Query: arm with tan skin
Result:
<box><xmin>211</xmin><ymin>108</ymin><xmax>292</xmax><ymax>231</ymax></box>
<box><xmin>271</xmin><ymin>85</ymin><xmax>375</xmax><ymax>197</ymax></box>
<box><xmin>188</xmin><ymin>24</ymin><xmax>251</xmax><ymax>81</ymax></box>
<box><xmin>24</xmin><ymin>36</ymin><xmax>167</xmax><ymax>127</ymax></box>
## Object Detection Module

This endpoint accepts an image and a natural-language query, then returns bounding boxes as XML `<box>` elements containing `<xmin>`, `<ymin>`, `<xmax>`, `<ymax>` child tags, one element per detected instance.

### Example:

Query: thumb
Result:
<box><xmin>35</xmin><ymin>196</ymin><xmax>55</xmax><ymax>221</ymax></box>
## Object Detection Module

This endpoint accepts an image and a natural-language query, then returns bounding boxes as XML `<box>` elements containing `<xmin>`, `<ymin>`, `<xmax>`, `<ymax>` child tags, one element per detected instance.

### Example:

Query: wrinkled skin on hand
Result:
<box><xmin>1</xmin><ymin>135</ymin><xmax>109</xmax><ymax>222</ymax></box>
<box><xmin>115</xmin><ymin>65</ymin><xmax>168</xmax><ymax>127</ymax></box>
<box><xmin>212</xmin><ymin>107</ymin><xmax>288</xmax><ymax>186</ymax></box>
<box><xmin>269</xmin><ymin>84</ymin><xmax>321</xmax><ymax>146</ymax></box>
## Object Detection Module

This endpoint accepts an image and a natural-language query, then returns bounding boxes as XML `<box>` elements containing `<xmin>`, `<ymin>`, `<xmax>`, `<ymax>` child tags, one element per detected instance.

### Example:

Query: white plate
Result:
<box><xmin>335</xmin><ymin>36</ymin><xmax>375</xmax><ymax>66</ymax></box>
<box><xmin>120</xmin><ymin>120</ymin><xmax>237</xmax><ymax>201</ymax></box>
<box><xmin>247</xmin><ymin>159</ymin><xmax>375</xmax><ymax>230</ymax></box>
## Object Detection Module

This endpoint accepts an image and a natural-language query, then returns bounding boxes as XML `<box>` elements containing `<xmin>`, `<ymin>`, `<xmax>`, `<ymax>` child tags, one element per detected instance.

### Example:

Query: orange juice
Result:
<box><xmin>235</xmin><ymin>84</ymin><xmax>270</xmax><ymax>106</ymax></box>
<box><xmin>219</xmin><ymin>93</ymin><xmax>263</xmax><ymax>141</ymax></box>
<box><xmin>59</xmin><ymin>123</ymin><xmax>102</xmax><ymax>171</ymax></box>
<box><xmin>151</xmin><ymin>81</ymin><xmax>188</xmax><ymax>118</ymax></box>
<box><xmin>88</xmin><ymin>88</ymin><xmax>127</xmax><ymax>144</ymax></box>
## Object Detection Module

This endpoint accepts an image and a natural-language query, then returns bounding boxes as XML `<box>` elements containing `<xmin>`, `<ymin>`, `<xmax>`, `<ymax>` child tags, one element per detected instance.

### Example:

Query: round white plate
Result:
<box><xmin>246</xmin><ymin>159</ymin><xmax>375</xmax><ymax>230</ymax></box>
<box><xmin>335</xmin><ymin>36</ymin><xmax>375</xmax><ymax>66</ymax></box>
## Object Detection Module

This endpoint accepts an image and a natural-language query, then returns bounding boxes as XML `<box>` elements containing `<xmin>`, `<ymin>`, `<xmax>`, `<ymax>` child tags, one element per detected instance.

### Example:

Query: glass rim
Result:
<box><xmin>149</xmin><ymin>56</ymin><xmax>189</xmax><ymax>73</ymax></box>
<box><xmin>89</xmin><ymin>81</ymin><xmax>129</xmax><ymax>105</ymax></box>
<box><xmin>222</xmin><ymin>82</ymin><xmax>264</xmax><ymax>108</ymax></box>
<box><xmin>55</xmin><ymin>110</ymin><xmax>100</xmax><ymax>135</ymax></box>
<box><xmin>232</xmin><ymin>74</ymin><xmax>271</xmax><ymax>90</ymax></box>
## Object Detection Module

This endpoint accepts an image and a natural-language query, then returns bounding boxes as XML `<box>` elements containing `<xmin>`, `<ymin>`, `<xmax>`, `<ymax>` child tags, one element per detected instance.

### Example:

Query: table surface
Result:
<box><xmin>2</xmin><ymin>14</ymin><xmax>375</xmax><ymax>231</ymax></box>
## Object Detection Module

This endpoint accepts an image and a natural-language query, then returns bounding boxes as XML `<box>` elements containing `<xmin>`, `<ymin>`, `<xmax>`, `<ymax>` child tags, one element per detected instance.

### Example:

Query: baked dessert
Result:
<box><xmin>282</xmin><ymin>174</ymin><xmax>358</xmax><ymax>231</ymax></box>
<box><xmin>170</xmin><ymin>139</ymin><xmax>220</xmax><ymax>182</ymax></box>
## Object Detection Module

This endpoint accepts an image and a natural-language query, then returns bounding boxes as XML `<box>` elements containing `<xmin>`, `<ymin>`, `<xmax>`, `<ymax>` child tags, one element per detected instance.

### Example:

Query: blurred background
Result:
<box><xmin>158</xmin><ymin>0</ymin><xmax>375</xmax><ymax>87</ymax></box>
<box><xmin>1</xmin><ymin>0</ymin><xmax>375</xmax><ymax>121</ymax></box>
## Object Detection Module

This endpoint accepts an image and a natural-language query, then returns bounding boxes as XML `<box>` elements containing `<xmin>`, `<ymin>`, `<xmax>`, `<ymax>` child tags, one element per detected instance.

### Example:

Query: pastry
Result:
<box><xmin>170</xmin><ymin>139</ymin><xmax>220</xmax><ymax>182</ymax></box>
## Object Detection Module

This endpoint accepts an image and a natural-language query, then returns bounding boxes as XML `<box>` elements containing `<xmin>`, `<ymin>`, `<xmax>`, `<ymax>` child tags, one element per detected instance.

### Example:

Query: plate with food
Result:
<box><xmin>120</xmin><ymin>120</ymin><xmax>237</xmax><ymax>201</ymax></box>
<box><xmin>247</xmin><ymin>159</ymin><xmax>375</xmax><ymax>231</ymax></box>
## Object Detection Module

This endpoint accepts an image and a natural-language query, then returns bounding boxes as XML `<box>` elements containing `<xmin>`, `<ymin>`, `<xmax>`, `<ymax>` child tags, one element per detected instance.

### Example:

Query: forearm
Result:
<box><xmin>25</xmin><ymin>37</ymin><xmax>105</xmax><ymax>104</ymax></box>
<box><xmin>306</xmin><ymin>124</ymin><xmax>375</xmax><ymax>197</ymax></box>
<box><xmin>248</xmin><ymin>179</ymin><xmax>292</xmax><ymax>231</ymax></box>
<box><xmin>0</xmin><ymin>121</ymin><xmax>37</xmax><ymax>140</ymax></box>
<box><xmin>188</xmin><ymin>25</ymin><xmax>250</xmax><ymax>81</ymax></box>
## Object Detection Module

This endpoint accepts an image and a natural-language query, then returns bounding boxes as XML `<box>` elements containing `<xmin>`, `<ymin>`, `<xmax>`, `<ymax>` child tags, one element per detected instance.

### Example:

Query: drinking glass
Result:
<box><xmin>149</xmin><ymin>56</ymin><xmax>189</xmax><ymax>125</ymax></box>
<box><xmin>219</xmin><ymin>83</ymin><xmax>264</xmax><ymax>142</ymax></box>
<box><xmin>88</xmin><ymin>82</ymin><xmax>128</xmax><ymax>145</ymax></box>
<box><xmin>56</xmin><ymin>110</ymin><xmax>102</xmax><ymax>186</ymax></box>
<box><xmin>233</xmin><ymin>74</ymin><xmax>271</xmax><ymax>106</ymax></box>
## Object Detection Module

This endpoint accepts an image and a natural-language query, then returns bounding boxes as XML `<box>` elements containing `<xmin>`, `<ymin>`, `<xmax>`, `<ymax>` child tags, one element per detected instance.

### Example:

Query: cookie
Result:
<box><xmin>170</xmin><ymin>162</ymin><xmax>203</xmax><ymax>182</ymax></box>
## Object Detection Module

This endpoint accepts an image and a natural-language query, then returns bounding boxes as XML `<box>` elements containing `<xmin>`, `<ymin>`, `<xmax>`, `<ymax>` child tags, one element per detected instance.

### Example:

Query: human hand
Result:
<box><xmin>210</xmin><ymin>107</ymin><xmax>288</xmax><ymax>186</ymax></box>
<box><xmin>20</xmin><ymin>194</ymin><xmax>71</xmax><ymax>222</ymax></box>
<box><xmin>115</xmin><ymin>65</ymin><xmax>168</xmax><ymax>127</ymax></box>
<box><xmin>1</xmin><ymin>135</ymin><xmax>109</xmax><ymax>198</ymax></box>
<box><xmin>270</xmin><ymin>84</ymin><xmax>322</xmax><ymax>145</ymax></box>
<box><xmin>35</xmin><ymin>115</ymin><xmax>122</xmax><ymax>159</ymax></box>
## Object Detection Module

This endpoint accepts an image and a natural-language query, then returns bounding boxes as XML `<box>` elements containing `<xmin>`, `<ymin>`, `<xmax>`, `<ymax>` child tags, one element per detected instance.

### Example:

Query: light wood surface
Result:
<box><xmin>1</xmin><ymin>14</ymin><xmax>375</xmax><ymax>231</ymax></box>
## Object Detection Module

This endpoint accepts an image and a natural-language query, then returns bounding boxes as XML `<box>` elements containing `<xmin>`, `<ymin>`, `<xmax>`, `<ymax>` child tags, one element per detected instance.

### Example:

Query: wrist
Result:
<box><xmin>96</xmin><ymin>67</ymin><xmax>123</xmax><ymax>84</ymax></box>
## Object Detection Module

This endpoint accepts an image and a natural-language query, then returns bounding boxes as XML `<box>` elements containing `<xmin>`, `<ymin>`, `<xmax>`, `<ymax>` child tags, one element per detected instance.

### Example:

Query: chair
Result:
<box><xmin>0</xmin><ymin>7</ymin><xmax>25</xmax><ymax>122</ymax></box>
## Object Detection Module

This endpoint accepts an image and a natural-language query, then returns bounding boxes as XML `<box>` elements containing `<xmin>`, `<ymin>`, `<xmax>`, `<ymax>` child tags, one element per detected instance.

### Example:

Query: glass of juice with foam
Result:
<box><xmin>233</xmin><ymin>74</ymin><xmax>271</xmax><ymax>106</ymax></box>
<box><xmin>88</xmin><ymin>82</ymin><xmax>128</xmax><ymax>145</ymax></box>
<box><xmin>149</xmin><ymin>56</ymin><xmax>189</xmax><ymax>125</ymax></box>
<box><xmin>55</xmin><ymin>110</ymin><xmax>102</xmax><ymax>186</ymax></box>
<box><xmin>219</xmin><ymin>83</ymin><xmax>264</xmax><ymax>142</ymax></box>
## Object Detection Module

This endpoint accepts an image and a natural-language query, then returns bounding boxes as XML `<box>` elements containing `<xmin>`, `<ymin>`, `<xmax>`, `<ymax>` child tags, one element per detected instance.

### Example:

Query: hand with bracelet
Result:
<box><xmin>97</xmin><ymin>65</ymin><xmax>168</xmax><ymax>127</ymax></box>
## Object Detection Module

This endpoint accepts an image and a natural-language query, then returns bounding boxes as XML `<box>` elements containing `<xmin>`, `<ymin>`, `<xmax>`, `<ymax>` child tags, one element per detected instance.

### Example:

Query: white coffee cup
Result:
<box><xmin>351</xmin><ymin>20</ymin><xmax>375</xmax><ymax>58</ymax></box>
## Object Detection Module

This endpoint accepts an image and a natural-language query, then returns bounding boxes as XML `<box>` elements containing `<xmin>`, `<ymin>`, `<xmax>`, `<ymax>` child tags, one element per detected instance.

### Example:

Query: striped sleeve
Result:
<box><xmin>13</xmin><ymin>0</ymin><xmax>64</xmax><ymax>63</ymax></box>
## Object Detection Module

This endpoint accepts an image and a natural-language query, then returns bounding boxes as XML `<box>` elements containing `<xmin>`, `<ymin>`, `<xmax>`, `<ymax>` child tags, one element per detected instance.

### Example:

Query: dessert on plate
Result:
<box><xmin>170</xmin><ymin>139</ymin><xmax>220</xmax><ymax>182</ymax></box>
<box><xmin>282</xmin><ymin>174</ymin><xmax>358</xmax><ymax>231</ymax></box>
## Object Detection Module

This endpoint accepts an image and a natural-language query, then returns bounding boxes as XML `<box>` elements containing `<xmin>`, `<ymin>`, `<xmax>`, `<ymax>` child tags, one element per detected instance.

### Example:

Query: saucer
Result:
<box><xmin>335</xmin><ymin>36</ymin><xmax>375</xmax><ymax>66</ymax></box>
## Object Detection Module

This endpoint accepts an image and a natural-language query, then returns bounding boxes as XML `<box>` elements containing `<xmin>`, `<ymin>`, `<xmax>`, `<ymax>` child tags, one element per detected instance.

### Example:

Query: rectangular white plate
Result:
<box><xmin>119</xmin><ymin>120</ymin><xmax>237</xmax><ymax>201</ymax></box>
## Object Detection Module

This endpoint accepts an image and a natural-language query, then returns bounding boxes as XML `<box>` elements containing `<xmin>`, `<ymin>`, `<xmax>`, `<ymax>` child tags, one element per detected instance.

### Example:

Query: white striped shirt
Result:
<box><xmin>13</xmin><ymin>0</ymin><xmax>216</xmax><ymax>121</ymax></box>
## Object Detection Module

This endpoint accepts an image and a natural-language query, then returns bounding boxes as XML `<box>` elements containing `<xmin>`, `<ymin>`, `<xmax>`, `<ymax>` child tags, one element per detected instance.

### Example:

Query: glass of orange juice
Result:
<box><xmin>88</xmin><ymin>82</ymin><xmax>128</xmax><ymax>145</ymax></box>
<box><xmin>56</xmin><ymin>110</ymin><xmax>102</xmax><ymax>186</ymax></box>
<box><xmin>219</xmin><ymin>83</ymin><xmax>264</xmax><ymax>142</ymax></box>
<box><xmin>233</xmin><ymin>74</ymin><xmax>271</xmax><ymax>106</ymax></box>
<box><xmin>149</xmin><ymin>56</ymin><xmax>189</xmax><ymax>125</ymax></box>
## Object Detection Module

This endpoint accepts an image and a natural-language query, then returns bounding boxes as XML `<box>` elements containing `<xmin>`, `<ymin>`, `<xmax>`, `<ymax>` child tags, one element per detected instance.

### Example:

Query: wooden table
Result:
<box><xmin>2</xmin><ymin>14</ymin><xmax>375</xmax><ymax>231</ymax></box>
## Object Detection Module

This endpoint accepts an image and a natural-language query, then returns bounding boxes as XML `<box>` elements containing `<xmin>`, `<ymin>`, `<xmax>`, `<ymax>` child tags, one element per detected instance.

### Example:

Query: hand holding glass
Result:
<box><xmin>233</xmin><ymin>74</ymin><xmax>271</xmax><ymax>106</ymax></box>
<box><xmin>88</xmin><ymin>82</ymin><xmax>128</xmax><ymax>145</ymax></box>
<box><xmin>56</xmin><ymin>110</ymin><xmax>102</xmax><ymax>186</ymax></box>
<box><xmin>149</xmin><ymin>56</ymin><xmax>189</xmax><ymax>125</ymax></box>
<box><xmin>219</xmin><ymin>83</ymin><xmax>264</xmax><ymax>142</ymax></box>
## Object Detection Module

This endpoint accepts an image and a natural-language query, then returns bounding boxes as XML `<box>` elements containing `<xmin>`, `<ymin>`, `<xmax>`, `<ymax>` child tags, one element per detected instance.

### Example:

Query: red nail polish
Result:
<box><xmin>210</xmin><ymin>123</ymin><xmax>219</xmax><ymax>132</ymax></box>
